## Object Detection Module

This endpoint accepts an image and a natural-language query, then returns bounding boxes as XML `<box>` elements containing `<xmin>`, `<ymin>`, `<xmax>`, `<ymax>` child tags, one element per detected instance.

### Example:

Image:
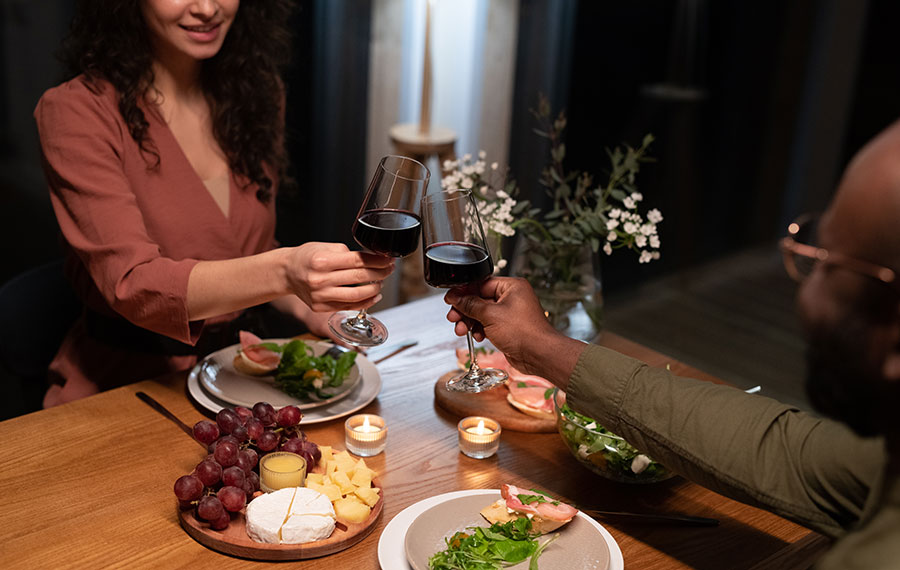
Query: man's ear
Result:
<box><xmin>883</xmin><ymin>305</ymin><xmax>900</xmax><ymax>381</ymax></box>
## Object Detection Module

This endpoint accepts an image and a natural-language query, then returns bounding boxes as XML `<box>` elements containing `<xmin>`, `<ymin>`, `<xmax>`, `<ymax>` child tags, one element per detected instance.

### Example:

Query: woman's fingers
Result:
<box><xmin>305</xmin><ymin>285</ymin><xmax>383</xmax><ymax>311</ymax></box>
<box><xmin>315</xmin><ymin>265</ymin><xmax>394</xmax><ymax>288</ymax></box>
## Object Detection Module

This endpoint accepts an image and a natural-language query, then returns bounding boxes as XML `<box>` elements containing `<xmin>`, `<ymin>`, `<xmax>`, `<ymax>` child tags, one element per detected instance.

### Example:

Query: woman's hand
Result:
<box><xmin>285</xmin><ymin>242</ymin><xmax>394</xmax><ymax>312</ymax></box>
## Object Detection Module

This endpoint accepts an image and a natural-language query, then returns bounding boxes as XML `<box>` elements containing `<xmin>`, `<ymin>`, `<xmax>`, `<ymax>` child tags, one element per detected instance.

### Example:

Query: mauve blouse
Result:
<box><xmin>35</xmin><ymin>75</ymin><xmax>278</xmax><ymax>393</ymax></box>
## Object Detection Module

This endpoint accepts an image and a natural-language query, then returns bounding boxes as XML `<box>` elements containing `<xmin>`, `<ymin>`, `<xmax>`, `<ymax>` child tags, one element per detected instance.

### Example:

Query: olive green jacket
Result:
<box><xmin>567</xmin><ymin>345</ymin><xmax>897</xmax><ymax>570</ymax></box>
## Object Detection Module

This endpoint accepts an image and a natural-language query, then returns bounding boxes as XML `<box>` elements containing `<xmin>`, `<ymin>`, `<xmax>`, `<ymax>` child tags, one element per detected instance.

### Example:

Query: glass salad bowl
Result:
<box><xmin>553</xmin><ymin>389</ymin><xmax>673</xmax><ymax>484</ymax></box>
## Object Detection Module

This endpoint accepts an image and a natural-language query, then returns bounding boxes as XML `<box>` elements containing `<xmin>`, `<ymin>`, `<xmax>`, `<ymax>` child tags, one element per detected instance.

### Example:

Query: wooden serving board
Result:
<box><xmin>433</xmin><ymin>371</ymin><xmax>557</xmax><ymax>433</ymax></box>
<box><xmin>178</xmin><ymin>478</ymin><xmax>383</xmax><ymax>560</ymax></box>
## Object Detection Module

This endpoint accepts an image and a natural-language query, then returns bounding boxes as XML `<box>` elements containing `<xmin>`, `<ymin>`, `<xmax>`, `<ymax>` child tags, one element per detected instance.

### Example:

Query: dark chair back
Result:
<box><xmin>0</xmin><ymin>259</ymin><xmax>81</xmax><ymax>410</ymax></box>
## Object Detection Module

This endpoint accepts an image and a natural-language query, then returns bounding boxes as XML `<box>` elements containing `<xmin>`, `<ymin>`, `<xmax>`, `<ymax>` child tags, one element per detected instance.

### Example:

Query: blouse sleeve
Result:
<box><xmin>35</xmin><ymin>80</ymin><xmax>202</xmax><ymax>344</ymax></box>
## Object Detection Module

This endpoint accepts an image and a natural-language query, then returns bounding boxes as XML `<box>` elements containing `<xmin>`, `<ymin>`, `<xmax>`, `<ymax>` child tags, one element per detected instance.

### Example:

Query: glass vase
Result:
<box><xmin>511</xmin><ymin>237</ymin><xmax>603</xmax><ymax>342</ymax></box>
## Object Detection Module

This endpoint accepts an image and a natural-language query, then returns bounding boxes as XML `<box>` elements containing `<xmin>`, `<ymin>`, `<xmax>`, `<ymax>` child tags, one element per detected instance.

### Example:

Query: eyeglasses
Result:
<box><xmin>780</xmin><ymin>213</ymin><xmax>897</xmax><ymax>289</ymax></box>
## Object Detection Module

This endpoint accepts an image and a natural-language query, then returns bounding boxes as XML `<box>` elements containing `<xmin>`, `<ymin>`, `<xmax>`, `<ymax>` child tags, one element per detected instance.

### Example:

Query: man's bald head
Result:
<box><xmin>822</xmin><ymin>120</ymin><xmax>900</xmax><ymax>272</ymax></box>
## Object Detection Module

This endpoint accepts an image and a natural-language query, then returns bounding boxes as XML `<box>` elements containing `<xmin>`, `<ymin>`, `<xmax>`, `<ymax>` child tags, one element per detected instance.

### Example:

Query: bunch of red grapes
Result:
<box><xmin>173</xmin><ymin>401</ymin><xmax>322</xmax><ymax>530</ymax></box>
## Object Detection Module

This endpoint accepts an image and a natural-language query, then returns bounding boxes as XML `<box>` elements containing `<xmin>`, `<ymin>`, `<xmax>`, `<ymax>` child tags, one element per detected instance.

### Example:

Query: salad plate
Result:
<box><xmin>198</xmin><ymin>339</ymin><xmax>362</xmax><ymax>409</ymax></box>
<box><xmin>186</xmin><ymin>348</ymin><xmax>382</xmax><ymax>423</ymax></box>
<box><xmin>377</xmin><ymin>489</ymin><xmax>623</xmax><ymax>570</ymax></box>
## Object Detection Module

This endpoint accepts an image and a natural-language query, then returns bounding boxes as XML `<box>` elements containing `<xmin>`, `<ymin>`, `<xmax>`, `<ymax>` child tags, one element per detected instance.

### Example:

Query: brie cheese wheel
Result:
<box><xmin>245</xmin><ymin>487</ymin><xmax>336</xmax><ymax>544</ymax></box>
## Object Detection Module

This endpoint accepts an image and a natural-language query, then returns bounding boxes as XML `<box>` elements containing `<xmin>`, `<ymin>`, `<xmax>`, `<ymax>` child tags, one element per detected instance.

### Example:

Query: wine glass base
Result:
<box><xmin>445</xmin><ymin>367</ymin><xmax>508</xmax><ymax>393</ymax></box>
<box><xmin>327</xmin><ymin>311</ymin><xmax>388</xmax><ymax>347</ymax></box>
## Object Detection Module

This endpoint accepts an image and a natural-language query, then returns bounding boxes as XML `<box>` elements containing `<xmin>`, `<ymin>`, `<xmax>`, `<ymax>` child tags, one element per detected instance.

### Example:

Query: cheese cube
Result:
<box><xmin>318</xmin><ymin>446</ymin><xmax>333</xmax><ymax>467</ymax></box>
<box><xmin>349</xmin><ymin>468</ymin><xmax>371</xmax><ymax>489</ymax></box>
<box><xmin>353</xmin><ymin>485</ymin><xmax>380</xmax><ymax>507</ymax></box>
<box><xmin>306</xmin><ymin>473</ymin><xmax>324</xmax><ymax>485</ymax></box>
<box><xmin>333</xmin><ymin>496</ymin><xmax>371</xmax><ymax>524</ymax></box>
<box><xmin>308</xmin><ymin>481</ymin><xmax>342</xmax><ymax>502</ymax></box>
<box><xmin>331</xmin><ymin>471</ymin><xmax>355</xmax><ymax>495</ymax></box>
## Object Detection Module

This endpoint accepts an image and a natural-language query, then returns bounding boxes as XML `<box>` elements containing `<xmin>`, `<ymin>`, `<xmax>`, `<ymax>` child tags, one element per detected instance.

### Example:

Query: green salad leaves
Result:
<box><xmin>428</xmin><ymin>517</ymin><xmax>559</xmax><ymax>570</ymax></box>
<box><xmin>559</xmin><ymin>402</ymin><xmax>667</xmax><ymax>481</ymax></box>
<box><xmin>256</xmin><ymin>340</ymin><xmax>357</xmax><ymax>400</ymax></box>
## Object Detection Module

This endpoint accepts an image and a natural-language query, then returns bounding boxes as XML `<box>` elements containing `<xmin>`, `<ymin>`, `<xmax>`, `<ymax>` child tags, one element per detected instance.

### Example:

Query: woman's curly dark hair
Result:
<box><xmin>59</xmin><ymin>0</ymin><xmax>295</xmax><ymax>203</ymax></box>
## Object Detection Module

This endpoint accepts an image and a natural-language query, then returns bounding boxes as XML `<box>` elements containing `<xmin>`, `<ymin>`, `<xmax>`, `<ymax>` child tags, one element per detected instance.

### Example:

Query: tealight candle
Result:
<box><xmin>344</xmin><ymin>414</ymin><xmax>387</xmax><ymax>457</ymax></box>
<box><xmin>259</xmin><ymin>451</ymin><xmax>307</xmax><ymax>493</ymax></box>
<box><xmin>458</xmin><ymin>416</ymin><xmax>501</xmax><ymax>459</ymax></box>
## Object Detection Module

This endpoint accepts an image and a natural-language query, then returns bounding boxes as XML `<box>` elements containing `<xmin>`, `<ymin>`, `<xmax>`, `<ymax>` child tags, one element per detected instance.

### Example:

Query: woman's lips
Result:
<box><xmin>180</xmin><ymin>22</ymin><xmax>222</xmax><ymax>42</ymax></box>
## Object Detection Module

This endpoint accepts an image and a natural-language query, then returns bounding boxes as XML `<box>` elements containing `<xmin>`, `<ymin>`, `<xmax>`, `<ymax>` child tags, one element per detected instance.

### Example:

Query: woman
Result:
<box><xmin>34</xmin><ymin>0</ymin><xmax>390</xmax><ymax>407</ymax></box>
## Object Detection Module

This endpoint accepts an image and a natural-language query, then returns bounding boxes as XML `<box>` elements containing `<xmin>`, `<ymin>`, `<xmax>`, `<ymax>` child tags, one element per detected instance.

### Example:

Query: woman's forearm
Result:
<box><xmin>186</xmin><ymin>249</ymin><xmax>290</xmax><ymax>321</ymax></box>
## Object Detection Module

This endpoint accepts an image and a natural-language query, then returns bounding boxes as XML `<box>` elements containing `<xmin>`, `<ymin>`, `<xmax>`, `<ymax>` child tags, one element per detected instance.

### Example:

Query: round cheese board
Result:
<box><xmin>178</xmin><ymin>477</ymin><xmax>383</xmax><ymax>560</ymax></box>
<box><xmin>433</xmin><ymin>371</ymin><xmax>557</xmax><ymax>433</ymax></box>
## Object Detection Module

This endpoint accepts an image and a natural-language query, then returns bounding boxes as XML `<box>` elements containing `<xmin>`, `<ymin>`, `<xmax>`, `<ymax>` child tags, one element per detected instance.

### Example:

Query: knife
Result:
<box><xmin>324</xmin><ymin>341</ymin><xmax>418</xmax><ymax>364</ymax></box>
<box><xmin>579</xmin><ymin>508</ymin><xmax>719</xmax><ymax>527</ymax></box>
<box><xmin>136</xmin><ymin>391</ymin><xmax>206</xmax><ymax>447</ymax></box>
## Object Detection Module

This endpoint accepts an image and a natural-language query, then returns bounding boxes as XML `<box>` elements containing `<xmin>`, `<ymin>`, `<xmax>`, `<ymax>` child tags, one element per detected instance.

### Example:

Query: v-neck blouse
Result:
<box><xmin>35</xmin><ymin>76</ymin><xmax>277</xmax><ymax>352</ymax></box>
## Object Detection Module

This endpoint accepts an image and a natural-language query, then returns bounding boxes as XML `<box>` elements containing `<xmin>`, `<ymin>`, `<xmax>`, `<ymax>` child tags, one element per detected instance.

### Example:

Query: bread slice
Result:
<box><xmin>479</xmin><ymin>499</ymin><xmax>569</xmax><ymax>534</ymax></box>
<box><xmin>506</xmin><ymin>394</ymin><xmax>555</xmax><ymax>420</ymax></box>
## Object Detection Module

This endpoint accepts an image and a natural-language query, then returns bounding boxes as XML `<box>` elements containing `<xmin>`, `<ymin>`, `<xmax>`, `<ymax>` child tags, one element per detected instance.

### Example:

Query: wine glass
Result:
<box><xmin>328</xmin><ymin>155</ymin><xmax>431</xmax><ymax>347</ymax></box>
<box><xmin>421</xmin><ymin>189</ymin><xmax>508</xmax><ymax>392</ymax></box>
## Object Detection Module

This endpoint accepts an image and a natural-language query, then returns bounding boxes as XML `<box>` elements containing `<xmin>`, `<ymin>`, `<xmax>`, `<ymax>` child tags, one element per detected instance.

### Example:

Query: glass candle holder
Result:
<box><xmin>259</xmin><ymin>451</ymin><xmax>307</xmax><ymax>492</ymax></box>
<box><xmin>344</xmin><ymin>414</ymin><xmax>387</xmax><ymax>457</ymax></box>
<box><xmin>457</xmin><ymin>416</ymin><xmax>501</xmax><ymax>459</ymax></box>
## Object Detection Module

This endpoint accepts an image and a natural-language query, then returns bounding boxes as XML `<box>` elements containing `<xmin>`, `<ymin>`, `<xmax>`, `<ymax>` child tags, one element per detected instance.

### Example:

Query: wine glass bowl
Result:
<box><xmin>329</xmin><ymin>155</ymin><xmax>430</xmax><ymax>347</ymax></box>
<box><xmin>421</xmin><ymin>189</ymin><xmax>507</xmax><ymax>393</ymax></box>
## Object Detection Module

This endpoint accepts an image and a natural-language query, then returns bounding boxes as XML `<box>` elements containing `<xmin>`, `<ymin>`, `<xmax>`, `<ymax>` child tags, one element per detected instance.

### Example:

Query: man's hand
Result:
<box><xmin>444</xmin><ymin>277</ymin><xmax>583</xmax><ymax>381</ymax></box>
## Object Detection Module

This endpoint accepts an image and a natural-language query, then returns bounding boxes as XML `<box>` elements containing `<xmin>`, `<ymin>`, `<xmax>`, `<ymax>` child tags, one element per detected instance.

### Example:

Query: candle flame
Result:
<box><xmin>476</xmin><ymin>419</ymin><xmax>485</xmax><ymax>434</ymax></box>
<box><xmin>363</xmin><ymin>416</ymin><xmax>371</xmax><ymax>431</ymax></box>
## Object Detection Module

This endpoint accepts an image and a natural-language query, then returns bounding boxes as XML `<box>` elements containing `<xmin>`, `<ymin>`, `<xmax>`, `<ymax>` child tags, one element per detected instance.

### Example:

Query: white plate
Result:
<box><xmin>377</xmin><ymin>489</ymin><xmax>623</xmax><ymax>570</ymax></box>
<box><xmin>198</xmin><ymin>339</ymin><xmax>363</xmax><ymax>409</ymax></box>
<box><xmin>187</xmin><ymin>349</ymin><xmax>382</xmax><ymax>424</ymax></box>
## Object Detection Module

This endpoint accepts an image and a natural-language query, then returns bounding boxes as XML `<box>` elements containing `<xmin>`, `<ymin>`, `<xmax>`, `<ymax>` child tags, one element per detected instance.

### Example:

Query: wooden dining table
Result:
<box><xmin>0</xmin><ymin>294</ymin><xmax>829</xmax><ymax>569</ymax></box>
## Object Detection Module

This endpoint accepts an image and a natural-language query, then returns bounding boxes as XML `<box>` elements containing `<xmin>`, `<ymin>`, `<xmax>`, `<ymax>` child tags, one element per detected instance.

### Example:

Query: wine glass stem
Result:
<box><xmin>466</xmin><ymin>329</ymin><xmax>480</xmax><ymax>372</ymax></box>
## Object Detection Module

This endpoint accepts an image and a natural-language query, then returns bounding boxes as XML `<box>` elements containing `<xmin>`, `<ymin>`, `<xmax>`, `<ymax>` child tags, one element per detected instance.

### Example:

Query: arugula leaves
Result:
<box><xmin>428</xmin><ymin>517</ymin><xmax>558</xmax><ymax>570</ymax></box>
<box><xmin>258</xmin><ymin>340</ymin><xmax>357</xmax><ymax>400</ymax></box>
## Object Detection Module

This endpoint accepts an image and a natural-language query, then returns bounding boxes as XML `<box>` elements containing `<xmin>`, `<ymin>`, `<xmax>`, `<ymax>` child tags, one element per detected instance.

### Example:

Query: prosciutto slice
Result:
<box><xmin>506</xmin><ymin>374</ymin><xmax>554</xmax><ymax>413</ymax></box>
<box><xmin>455</xmin><ymin>348</ymin><xmax>512</xmax><ymax>372</ymax></box>
<box><xmin>500</xmin><ymin>484</ymin><xmax>578</xmax><ymax>522</ymax></box>
<box><xmin>239</xmin><ymin>331</ymin><xmax>281</xmax><ymax>369</ymax></box>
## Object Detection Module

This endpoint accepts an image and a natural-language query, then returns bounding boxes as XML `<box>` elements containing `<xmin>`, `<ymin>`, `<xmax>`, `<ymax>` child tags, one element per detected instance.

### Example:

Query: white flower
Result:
<box><xmin>639</xmin><ymin>250</ymin><xmax>653</xmax><ymax>263</ymax></box>
<box><xmin>462</xmin><ymin>165</ymin><xmax>475</xmax><ymax>175</ymax></box>
<box><xmin>631</xmin><ymin>454</ymin><xmax>651</xmax><ymax>474</ymax></box>
<box><xmin>606</xmin><ymin>231</ymin><xmax>617</xmax><ymax>242</ymax></box>
<box><xmin>491</xmin><ymin>162</ymin><xmax>499</xmax><ymax>171</ymax></box>
<box><xmin>461</xmin><ymin>177</ymin><xmax>473</xmax><ymax>188</ymax></box>
<box><xmin>496</xmin><ymin>190</ymin><xmax>509</xmax><ymax>199</ymax></box>
<box><xmin>623</xmin><ymin>197</ymin><xmax>636</xmax><ymax>209</ymax></box>
<box><xmin>462</xmin><ymin>153</ymin><xmax>471</xmax><ymax>161</ymax></box>
<box><xmin>474</xmin><ymin>161</ymin><xmax>485</xmax><ymax>175</ymax></box>
<box><xmin>606</xmin><ymin>219</ymin><xmax>619</xmax><ymax>231</ymax></box>
<box><xmin>649</xmin><ymin>235</ymin><xmax>660</xmax><ymax>248</ymax></box>
<box><xmin>478</xmin><ymin>150</ymin><xmax>486</xmax><ymax>159</ymax></box>
<box><xmin>647</xmin><ymin>208</ymin><xmax>663</xmax><ymax>224</ymax></box>
<box><xmin>653</xmin><ymin>251</ymin><xmax>660</xmax><ymax>260</ymax></box>
<box><xmin>442</xmin><ymin>159</ymin><xmax>457</xmax><ymax>171</ymax></box>
<box><xmin>603</xmin><ymin>243</ymin><xmax>613</xmax><ymax>255</ymax></box>
<box><xmin>635</xmin><ymin>235</ymin><xmax>647</xmax><ymax>248</ymax></box>
<box><xmin>496</xmin><ymin>258</ymin><xmax>507</xmax><ymax>269</ymax></box>
<box><xmin>609</xmin><ymin>208</ymin><xmax>622</xmax><ymax>219</ymax></box>
<box><xmin>640</xmin><ymin>223</ymin><xmax>655</xmax><ymax>236</ymax></box>
<box><xmin>630</xmin><ymin>192</ymin><xmax>643</xmax><ymax>202</ymax></box>
<box><xmin>623</xmin><ymin>221</ymin><xmax>638</xmax><ymax>234</ymax></box>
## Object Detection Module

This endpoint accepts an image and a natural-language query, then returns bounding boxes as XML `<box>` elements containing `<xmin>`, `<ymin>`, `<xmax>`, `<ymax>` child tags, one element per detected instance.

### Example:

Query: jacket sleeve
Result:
<box><xmin>566</xmin><ymin>344</ymin><xmax>886</xmax><ymax>538</ymax></box>
<box><xmin>35</xmin><ymin>81</ymin><xmax>202</xmax><ymax>344</ymax></box>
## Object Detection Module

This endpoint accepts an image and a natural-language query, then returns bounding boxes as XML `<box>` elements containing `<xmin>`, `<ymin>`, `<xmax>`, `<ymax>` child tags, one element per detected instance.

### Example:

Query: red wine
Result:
<box><xmin>353</xmin><ymin>209</ymin><xmax>422</xmax><ymax>257</ymax></box>
<box><xmin>424</xmin><ymin>242</ymin><xmax>493</xmax><ymax>288</ymax></box>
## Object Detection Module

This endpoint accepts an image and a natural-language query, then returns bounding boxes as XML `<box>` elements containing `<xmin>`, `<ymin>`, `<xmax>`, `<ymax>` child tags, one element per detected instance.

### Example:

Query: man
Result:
<box><xmin>444</xmin><ymin>121</ymin><xmax>900</xmax><ymax>569</ymax></box>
